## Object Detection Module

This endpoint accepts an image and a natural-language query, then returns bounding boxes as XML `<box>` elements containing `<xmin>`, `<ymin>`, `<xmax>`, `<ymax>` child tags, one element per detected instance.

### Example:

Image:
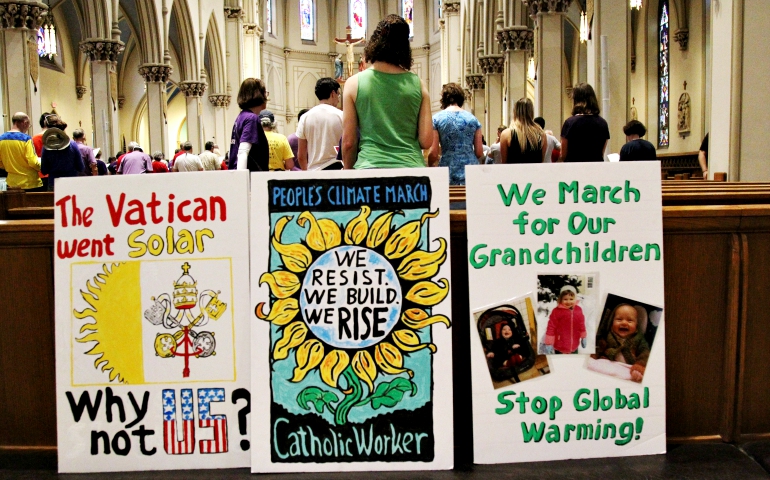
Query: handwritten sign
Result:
<box><xmin>465</xmin><ymin>162</ymin><xmax>665</xmax><ymax>463</ymax></box>
<box><xmin>250</xmin><ymin>169</ymin><xmax>454</xmax><ymax>472</ymax></box>
<box><xmin>54</xmin><ymin>172</ymin><xmax>251</xmax><ymax>472</ymax></box>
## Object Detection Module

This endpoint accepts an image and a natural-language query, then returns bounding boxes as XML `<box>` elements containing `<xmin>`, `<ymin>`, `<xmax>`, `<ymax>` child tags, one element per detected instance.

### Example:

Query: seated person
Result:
<box><xmin>486</xmin><ymin>324</ymin><xmax>526</xmax><ymax>370</ymax></box>
<box><xmin>592</xmin><ymin>304</ymin><xmax>650</xmax><ymax>382</ymax></box>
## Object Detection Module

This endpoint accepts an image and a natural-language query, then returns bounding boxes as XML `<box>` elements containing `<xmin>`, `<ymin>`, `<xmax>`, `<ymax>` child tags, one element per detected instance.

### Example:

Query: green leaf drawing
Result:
<box><xmin>297</xmin><ymin>387</ymin><xmax>339</xmax><ymax>414</ymax></box>
<box><xmin>368</xmin><ymin>377</ymin><xmax>418</xmax><ymax>410</ymax></box>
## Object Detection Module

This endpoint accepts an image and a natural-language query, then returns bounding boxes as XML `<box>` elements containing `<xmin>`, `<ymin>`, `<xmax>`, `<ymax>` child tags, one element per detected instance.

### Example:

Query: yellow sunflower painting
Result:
<box><xmin>257</xmin><ymin>204</ymin><xmax>451</xmax><ymax>427</ymax></box>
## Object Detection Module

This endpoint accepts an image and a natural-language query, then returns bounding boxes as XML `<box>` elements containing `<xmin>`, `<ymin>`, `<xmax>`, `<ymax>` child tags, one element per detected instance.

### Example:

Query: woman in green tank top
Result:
<box><xmin>341</xmin><ymin>15</ymin><xmax>433</xmax><ymax>169</ymax></box>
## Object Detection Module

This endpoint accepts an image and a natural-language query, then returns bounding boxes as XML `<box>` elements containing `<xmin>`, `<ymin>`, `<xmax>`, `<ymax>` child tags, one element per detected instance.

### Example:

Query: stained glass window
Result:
<box><xmin>300</xmin><ymin>0</ymin><xmax>314</xmax><ymax>41</ymax></box>
<box><xmin>266</xmin><ymin>0</ymin><xmax>273</xmax><ymax>35</ymax></box>
<box><xmin>37</xmin><ymin>14</ymin><xmax>57</xmax><ymax>59</ymax></box>
<box><xmin>402</xmin><ymin>0</ymin><xmax>414</xmax><ymax>38</ymax></box>
<box><xmin>658</xmin><ymin>0</ymin><xmax>669</xmax><ymax>147</ymax></box>
<box><xmin>350</xmin><ymin>0</ymin><xmax>366</xmax><ymax>39</ymax></box>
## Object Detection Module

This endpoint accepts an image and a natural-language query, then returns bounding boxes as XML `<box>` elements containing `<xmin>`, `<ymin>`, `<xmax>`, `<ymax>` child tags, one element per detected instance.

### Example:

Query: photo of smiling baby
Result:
<box><xmin>587</xmin><ymin>293</ymin><xmax>663</xmax><ymax>383</ymax></box>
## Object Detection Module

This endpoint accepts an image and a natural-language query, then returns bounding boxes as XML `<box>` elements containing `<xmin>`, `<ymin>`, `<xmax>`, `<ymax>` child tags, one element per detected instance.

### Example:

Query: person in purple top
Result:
<box><xmin>118</xmin><ymin>142</ymin><xmax>153</xmax><ymax>174</ymax></box>
<box><xmin>287</xmin><ymin>108</ymin><xmax>309</xmax><ymax>160</ymax></box>
<box><xmin>72</xmin><ymin>128</ymin><xmax>96</xmax><ymax>175</ymax></box>
<box><xmin>229</xmin><ymin>78</ymin><xmax>269</xmax><ymax>171</ymax></box>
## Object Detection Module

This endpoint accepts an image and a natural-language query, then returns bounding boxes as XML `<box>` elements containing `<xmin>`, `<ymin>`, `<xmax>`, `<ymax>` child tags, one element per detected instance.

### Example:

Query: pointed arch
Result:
<box><xmin>204</xmin><ymin>13</ymin><xmax>225</xmax><ymax>93</ymax></box>
<box><xmin>126</xmin><ymin>0</ymin><xmax>163</xmax><ymax>64</ymax></box>
<box><xmin>72</xmin><ymin>0</ymin><xmax>110</xmax><ymax>39</ymax></box>
<box><xmin>170</xmin><ymin>0</ymin><xmax>198</xmax><ymax>81</ymax></box>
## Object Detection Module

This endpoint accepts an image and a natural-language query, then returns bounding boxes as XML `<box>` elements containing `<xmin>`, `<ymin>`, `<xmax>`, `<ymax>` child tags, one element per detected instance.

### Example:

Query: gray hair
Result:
<box><xmin>152</xmin><ymin>151</ymin><xmax>164</xmax><ymax>160</ymax></box>
<box><xmin>182</xmin><ymin>141</ymin><xmax>193</xmax><ymax>151</ymax></box>
<box><xmin>127</xmin><ymin>141</ymin><xmax>138</xmax><ymax>152</ymax></box>
<box><xmin>260</xmin><ymin>116</ymin><xmax>275</xmax><ymax>131</ymax></box>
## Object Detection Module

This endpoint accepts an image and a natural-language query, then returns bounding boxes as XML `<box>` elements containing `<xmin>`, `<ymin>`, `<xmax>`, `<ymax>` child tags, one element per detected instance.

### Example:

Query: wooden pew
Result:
<box><xmin>4</xmin><ymin>192</ymin><xmax>770</xmax><ymax>451</ymax></box>
<box><xmin>0</xmin><ymin>189</ymin><xmax>55</xmax><ymax>220</ymax></box>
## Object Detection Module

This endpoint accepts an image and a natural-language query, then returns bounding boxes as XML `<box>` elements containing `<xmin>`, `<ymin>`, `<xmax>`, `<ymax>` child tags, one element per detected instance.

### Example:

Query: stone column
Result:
<box><xmin>178</xmin><ymin>81</ymin><xmax>207</xmax><ymax>152</ymax></box>
<box><xmin>526</xmin><ymin>0</ymin><xmax>571</xmax><ymax>130</ymax></box>
<box><xmin>708</xmin><ymin>0</ymin><xmax>741</xmax><ymax>180</ymax></box>
<box><xmin>224</xmin><ymin>6</ymin><xmax>244</xmax><ymax>130</ymax></box>
<box><xmin>208</xmin><ymin>94</ymin><xmax>231</xmax><ymax>150</ymax></box>
<box><xmin>80</xmin><ymin>39</ymin><xmax>124</xmax><ymax>155</ymax></box>
<box><xmin>0</xmin><ymin>1</ymin><xmax>47</xmax><ymax>133</ymax></box>
<box><xmin>466</xmin><ymin>74</ymin><xmax>485</xmax><ymax>123</ymax></box>
<box><xmin>242</xmin><ymin>22</ymin><xmax>262</xmax><ymax>80</ymax></box>
<box><xmin>497</xmin><ymin>26</ymin><xmax>534</xmax><ymax>126</ymax></box>
<box><xmin>138</xmin><ymin>63</ymin><xmax>171</xmax><ymax>155</ymax></box>
<box><xmin>588</xmin><ymin>0</ymin><xmax>627</xmax><ymax>155</ymax></box>
<box><xmin>440</xmin><ymin>1</ymin><xmax>462</xmax><ymax>85</ymax></box>
<box><xmin>479</xmin><ymin>55</ymin><xmax>504</xmax><ymax>140</ymax></box>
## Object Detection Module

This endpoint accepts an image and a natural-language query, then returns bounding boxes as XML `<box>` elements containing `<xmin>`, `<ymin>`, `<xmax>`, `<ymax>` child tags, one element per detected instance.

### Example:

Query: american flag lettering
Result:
<box><xmin>162</xmin><ymin>389</ymin><xmax>196</xmax><ymax>455</ymax></box>
<box><xmin>197</xmin><ymin>388</ymin><xmax>228</xmax><ymax>454</ymax></box>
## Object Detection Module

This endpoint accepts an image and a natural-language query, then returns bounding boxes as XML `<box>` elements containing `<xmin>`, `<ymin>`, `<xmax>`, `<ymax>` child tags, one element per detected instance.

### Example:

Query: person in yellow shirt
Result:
<box><xmin>259</xmin><ymin>110</ymin><xmax>295</xmax><ymax>171</ymax></box>
<box><xmin>0</xmin><ymin>112</ymin><xmax>43</xmax><ymax>191</ymax></box>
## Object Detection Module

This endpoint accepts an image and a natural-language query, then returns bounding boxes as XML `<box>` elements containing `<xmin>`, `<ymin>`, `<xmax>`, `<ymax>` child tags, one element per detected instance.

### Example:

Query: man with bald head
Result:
<box><xmin>0</xmin><ymin>112</ymin><xmax>43</xmax><ymax>191</ymax></box>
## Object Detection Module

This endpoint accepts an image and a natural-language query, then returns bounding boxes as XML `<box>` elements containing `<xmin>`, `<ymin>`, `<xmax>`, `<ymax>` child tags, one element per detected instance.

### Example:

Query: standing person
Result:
<box><xmin>117</xmin><ymin>143</ymin><xmax>153</xmax><ymax>174</ymax></box>
<box><xmin>342</xmin><ymin>15</ymin><xmax>432</xmax><ymax>169</ymax></box>
<box><xmin>93</xmin><ymin>148</ymin><xmax>108</xmax><ymax>175</ymax></box>
<box><xmin>297</xmin><ymin>78</ymin><xmax>343</xmax><ymax>171</ymax></box>
<box><xmin>501</xmin><ymin>98</ymin><xmax>547</xmax><ymax>164</ymax></box>
<box><xmin>115</xmin><ymin>144</ymin><xmax>133</xmax><ymax>171</ymax></box>
<box><xmin>229</xmin><ymin>78</ymin><xmax>269</xmax><ymax>171</ymax></box>
<box><xmin>428</xmin><ymin>82</ymin><xmax>482</xmax><ymax>185</ymax></box>
<box><xmin>533</xmin><ymin>117</ymin><xmax>561</xmax><ymax>164</ymax></box>
<box><xmin>486</xmin><ymin>126</ymin><xmax>506</xmax><ymax>164</ymax></box>
<box><xmin>40</xmin><ymin>115</ymin><xmax>85</xmax><ymax>189</ymax></box>
<box><xmin>0</xmin><ymin>112</ymin><xmax>43</xmax><ymax>191</ymax></box>
<box><xmin>287</xmin><ymin>108</ymin><xmax>309</xmax><ymax>160</ymax></box>
<box><xmin>560</xmin><ymin>83</ymin><xmax>610</xmax><ymax>162</ymax></box>
<box><xmin>619</xmin><ymin>120</ymin><xmax>657</xmax><ymax>161</ymax></box>
<box><xmin>698</xmin><ymin>133</ymin><xmax>709</xmax><ymax>179</ymax></box>
<box><xmin>260</xmin><ymin>110</ymin><xmax>295</xmax><ymax>171</ymax></box>
<box><xmin>72</xmin><ymin>128</ymin><xmax>96</xmax><ymax>175</ymax></box>
<box><xmin>32</xmin><ymin>112</ymin><xmax>49</xmax><ymax>157</ymax></box>
<box><xmin>199</xmin><ymin>141</ymin><xmax>221</xmax><ymax>171</ymax></box>
<box><xmin>173</xmin><ymin>141</ymin><xmax>204</xmax><ymax>172</ymax></box>
<box><xmin>152</xmin><ymin>151</ymin><xmax>169</xmax><ymax>173</ymax></box>
<box><xmin>32</xmin><ymin>112</ymin><xmax>50</xmax><ymax>188</ymax></box>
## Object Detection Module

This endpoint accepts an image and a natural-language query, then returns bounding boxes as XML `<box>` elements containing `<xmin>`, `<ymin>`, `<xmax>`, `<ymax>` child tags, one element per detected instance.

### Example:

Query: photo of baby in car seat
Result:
<box><xmin>474</xmin><ymin>295</ymin><xmax>551</xmax><ymax>389</ymax></box>
<box><xmin>586</xmin><ymin>293</ymin><xmax>663</xmax><ymax>383</ymax></box>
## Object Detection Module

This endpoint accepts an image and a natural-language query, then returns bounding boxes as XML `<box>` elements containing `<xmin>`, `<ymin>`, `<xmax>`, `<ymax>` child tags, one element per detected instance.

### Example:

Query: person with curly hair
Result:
<box><xmin>428</xmin><ymin>82</ymin><xmax>482</xmax><ymax>184</ymax></box>
<box><xmin>342</xmin><ymin>15</ymin><xmax>432</xmax><ymax>169</ymax></box>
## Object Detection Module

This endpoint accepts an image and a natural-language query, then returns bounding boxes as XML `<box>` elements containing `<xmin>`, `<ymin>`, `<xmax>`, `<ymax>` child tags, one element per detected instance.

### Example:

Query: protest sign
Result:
<box><xmin>54</xmin><ymin>172</ymin><xmax>251</xmax><ymax>472</ymax></box>
<box><xmin>250</xmin><ymin>169</ymin><xmax>453</xmax><ymax>472</ymax></box>
<box><xmin>465</xmin><ymin>162</ymin><xmax>665</xmax><ymax>463</ymax></box>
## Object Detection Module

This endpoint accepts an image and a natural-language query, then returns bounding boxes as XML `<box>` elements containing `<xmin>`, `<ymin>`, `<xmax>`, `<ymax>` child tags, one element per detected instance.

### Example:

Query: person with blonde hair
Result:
<box><xmin>500</xmin><ymin>98</ymin><xmax>546</xmax><ymax>164</ymax></box>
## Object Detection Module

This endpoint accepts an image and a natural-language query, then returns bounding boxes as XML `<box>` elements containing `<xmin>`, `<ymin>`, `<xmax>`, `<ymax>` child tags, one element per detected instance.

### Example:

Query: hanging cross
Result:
<box><xmin>334</xmin><ymin>26</ymin><xmax>365</xmax><ymax>78</ymax></box>
<box><xmin>683</xmin><ymin>80</ymin><xmax>687</xmax><ymax>91</ymax></box>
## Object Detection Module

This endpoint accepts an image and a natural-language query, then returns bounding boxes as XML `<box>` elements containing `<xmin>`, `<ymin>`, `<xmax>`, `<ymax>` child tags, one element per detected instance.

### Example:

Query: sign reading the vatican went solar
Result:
<box><xmin>465</xmin><ymin>162</ymin><xmax>666</xmax><ymax>464</ymax></box>
<box><xmin>53</xmin><ymin>172</ymin><xmax>251</xmax><ymax>473</ymax></box>
<box><xmin>250</xmin><ymin>169</ymin><xmax>453</xmax><ymax>473</ymax></box>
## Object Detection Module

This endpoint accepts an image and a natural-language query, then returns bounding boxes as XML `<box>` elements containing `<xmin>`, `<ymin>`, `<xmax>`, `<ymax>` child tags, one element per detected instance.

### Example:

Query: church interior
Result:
<box><xmin>3</xmin><ymin>0</ymin><xmax>770</xmax><ymax>475</ymax></box>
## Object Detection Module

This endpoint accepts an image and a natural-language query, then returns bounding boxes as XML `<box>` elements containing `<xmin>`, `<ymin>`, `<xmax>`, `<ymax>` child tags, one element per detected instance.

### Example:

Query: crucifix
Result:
<box><xmin>334</xmin><ymin>26</ymin><xmax>365</xmax><ymax>79</ymax></box>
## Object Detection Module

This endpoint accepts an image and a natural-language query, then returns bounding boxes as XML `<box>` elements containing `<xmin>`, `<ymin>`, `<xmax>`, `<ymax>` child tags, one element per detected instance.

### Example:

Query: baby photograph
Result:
<box><xmin>473</xmin><ymin>295</ymin><xmax>551</xmax><ymax>389</ymax></box>
<box><xmin>536</xmin><ymin>274</ymin><xmax>600</xmax><ymax>355</ymax></box>
<box><xmin>586</xmin><ymin>293</ymin><xmax>663</xmax><ymax>383</ymax></box>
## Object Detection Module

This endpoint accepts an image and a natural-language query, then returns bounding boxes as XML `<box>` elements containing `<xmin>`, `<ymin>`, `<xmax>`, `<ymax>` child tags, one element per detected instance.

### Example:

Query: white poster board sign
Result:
<box><xmin>54</xmin><ymin>172</ymin><xmax>251</xmax><ymax>472</ymax></box>
<box><xmin>465</xmin><ymin>162</ymin><xmax>665</xmax><ymax>463</ymax></box>
<box><xmin>250</xmin><ymin>169</ymin><xmax>453</xmax><ymax>472</ymax></box>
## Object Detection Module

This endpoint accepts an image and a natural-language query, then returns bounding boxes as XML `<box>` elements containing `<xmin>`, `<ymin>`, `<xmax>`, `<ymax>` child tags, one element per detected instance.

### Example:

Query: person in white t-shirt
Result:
<box><xmin>296</xmin><ymin>77</ymin><xmax>343</xmax><ymax>170</ymax></box>
<box><xmin>172</xmin><ymin>141</ymin><xmax>204</xmax><ymax>172</ymax></box>
<box><xmin>534</xmin><ymin>117</ymin><xmax>561</xmax><ymax>163</ymax></box>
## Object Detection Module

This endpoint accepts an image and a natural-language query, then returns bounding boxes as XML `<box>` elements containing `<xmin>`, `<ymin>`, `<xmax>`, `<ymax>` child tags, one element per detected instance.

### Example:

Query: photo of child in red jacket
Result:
<box><xmin>542</xmin><ymin>285</ymin><xmax>586</xmax><ymax>354</ymax></box>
